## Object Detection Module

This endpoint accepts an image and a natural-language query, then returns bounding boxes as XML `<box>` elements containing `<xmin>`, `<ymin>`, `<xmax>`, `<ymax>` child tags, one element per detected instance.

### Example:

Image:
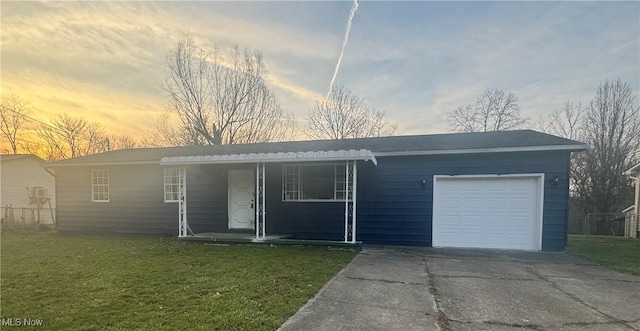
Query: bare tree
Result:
<box><xmin>448</xmin><ymin>88</ymin><xmax>528</xmax><ymax>133</ymax></box>
<box><xmin>107</xmin><ymin>134</ymin><xmax>138</xmax><ymax>151</ymax></box>
<box><xmin>162</xmin><ymin>34</ymin><xmax>294</xmax><ymax>146</ymax></box>
<box><xmin>537</xmin><ymin>102</ymin><xmax>585</xmax><ymax>196</ymax></box>
<box><xmin>140</xmin><ymin>112</ymin><xmax>208</xmax><ymax>147</ymax></box>
<box><xmin>305</xmin><ymin>85</ymin><xmax>397</xmax><ymax>140</ymax></box>
<box><xmin>577</xmin><ymin>79</ymin><xmax>640</xmax><ymax>214</ymax></box>
<box><xmin>0</xmin><ymin>92</ymin><xmax>31</xmax><ymax>153</ymax></box>
<box><xmin>541</xmin><ymin>79</ymin><xmax>639</xmax><ymax>215</ymax></box>
<box><xmin>537</xmin><ymin>101</ymin><xmax>583</xmax><ymax>140</ymax></box>
<box><xmin>35</xmin><ymin>114</ymin><xmax>109</xmax><ymax>160</ymax></box>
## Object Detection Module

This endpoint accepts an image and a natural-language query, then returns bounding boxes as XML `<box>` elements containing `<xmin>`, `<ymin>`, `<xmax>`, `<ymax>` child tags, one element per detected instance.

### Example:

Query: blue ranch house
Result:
<box><xmin>48</xmin><ymin>130</ymin><xmax>586</xmax><ymax>251</ymax></box>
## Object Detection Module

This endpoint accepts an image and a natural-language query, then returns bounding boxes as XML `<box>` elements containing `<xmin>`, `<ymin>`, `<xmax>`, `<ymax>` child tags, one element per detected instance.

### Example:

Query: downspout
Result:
<box><xmin>44</xmin><ymin>167</ymin><xmax>56</xmax><ymax>178</ymax></box>
<box><xmin>44</xmin><ymin>166</ymin><xmax>57</xmax><ymax>229</ymax></box>
<box><xmin>632</xmin><ymin>176</ymin><xmax>640</xmax><ymax>237</ymax></box>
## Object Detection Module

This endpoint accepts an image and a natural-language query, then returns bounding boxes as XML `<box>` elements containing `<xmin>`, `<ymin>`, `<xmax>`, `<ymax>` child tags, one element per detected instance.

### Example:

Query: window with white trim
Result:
<box><xmin>282</xmin><ymin>164</ymin><xmax>349</xmax><ymax>201</ymax></box>
<box><xmin>91</xmin><ymin>169</ymin><xmax>109</xmax><ymax>202</ymax></box>
<box><xmin>164</xmin><ymin>168</ymin><xmax>180</xmax><ymax>202</ymax></box>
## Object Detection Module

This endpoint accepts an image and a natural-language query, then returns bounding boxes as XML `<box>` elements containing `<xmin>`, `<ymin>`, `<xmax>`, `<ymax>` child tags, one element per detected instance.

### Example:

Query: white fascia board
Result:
<box><xmin>160</xmin><ymin>149</ymin><xmax>378</xmax><ymax>166</ymax></box>
<box><xmin>434</xmin><ymin>173</ymin><xmax>545</xmax><ymax>179</ymax></box>
<box><xmin>624</xmin><ymin>163</ymin><xmax>640</xmax><ymax>175</ymax></box>
<box><xmin>46</xmin><ymin>160</ymin><xmax>158</xmax><ymax>168</ymax></box>
<box><xmin>374</xmin><ymin>144</ymin><xmax>587</xmax><ymax>157</ymax></box>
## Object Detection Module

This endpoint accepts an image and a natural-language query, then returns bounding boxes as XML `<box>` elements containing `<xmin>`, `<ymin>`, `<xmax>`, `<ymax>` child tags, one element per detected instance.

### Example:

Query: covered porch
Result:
<box><xmin>179</xmin><ymin>232</ymin><xmax>363</xmax><ymax>247</ymax></box>
<box><xmin>159</xmin><ymin>149</ymin><xmax>378</xmax><ymax>245</ymax></box>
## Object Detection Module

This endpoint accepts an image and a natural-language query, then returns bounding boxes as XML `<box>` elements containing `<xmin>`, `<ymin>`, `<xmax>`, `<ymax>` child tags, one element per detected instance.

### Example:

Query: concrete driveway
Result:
<box><xmin>279</xmin><ymin>247</ymin><xmax>640</xmax><ymax>331</ymax></box>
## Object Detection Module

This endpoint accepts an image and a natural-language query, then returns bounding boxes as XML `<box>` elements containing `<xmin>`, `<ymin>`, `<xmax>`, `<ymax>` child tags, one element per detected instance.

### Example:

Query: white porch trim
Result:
<box><xmin>351</xmin><ymin>161</ymin><xmax>358</xmax><ymax>243</ymax></box>
<box><xmin>177</xmin><ymin>167</ymin><xmax>192</xmax><ymax>237</ymax></box>
<box><xmin>255</xmin><ymin>162</ymin><xmax>266</xmax><ymax>240</ymax></box>
<box><xmin>160</xmin><ymin>149</ymin><xmax>377</xmax><ymax>166</ymax></box>
<box><xmin>344</xmin><ymin>161</ymin><xmax>350</xmax><ymax>242</ymax></box>
<box><xmin>343</xmin><ymin>160</ymin><xmax>357</xmax><ymax>243</ymax></box>
<box><xmin>167</xmin><ymin>151</ymin><xmax>371</xmax><ymax>243</ymax></box>
<box><xmin>624</xmin><ymin>162</ymin><xmax>640</xmax><ymax>175</ymax></box>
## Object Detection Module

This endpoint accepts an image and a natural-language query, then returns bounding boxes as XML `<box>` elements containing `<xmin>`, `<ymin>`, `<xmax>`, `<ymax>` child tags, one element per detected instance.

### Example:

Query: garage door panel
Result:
<box><xmin>463</xmin><ymin>197</ymin><xmax>482</xmax><ymax>209</ymax></box>
<box><xmin>459</xmin><ymin>233</ymin><xmax>483</xmax><ymax>244</ymax></box>
<box><xmin>486</xmin><ymin>180</ymin><xmax>506</xmax><ymax>190</ymax></box>
<box><xmin>441</xmin><ymin>197</ymin><xmax>461</xmax><ymax>209</ymax></box>
<box><xmin>509</xmin><ymin>215</ymin><xmax>530</xmax><ymax>226</ymax></box>
<box><xmin>485</xmin><ymin>216</ymin><xmax>507</xmax><ymax>227</ymax></box>
<box><xmin>433</xmin><ymin>176</ymin><xmax>541</xmax><ymax>250</ymax></box>
<box><xmin>485</xmin><ymin>198</ymin><xmax>507</xmax><ymax>209</ymax></box>
<box><xmin>455</xmin><ymin>179</ymin><xmax>482</xmax><ymax>191</ymax></box>
<box><xmin>460</xmin><ymin>215</ymin><xmax>483</xmax><ymax>226</ymax></box>
<box><xmin>439</xmin><ymin>232</ymin><xmax>461</xmax><ymax>244</ymax></box>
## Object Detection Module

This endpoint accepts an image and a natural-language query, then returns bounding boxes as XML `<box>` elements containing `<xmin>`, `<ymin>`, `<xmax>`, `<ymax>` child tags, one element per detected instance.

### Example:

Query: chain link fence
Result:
<box><xmin>569</xmin><ymin>212</ymin><xmax>626</xmax><ymax>236</ymax></box>
<box><xmin>1</xmin><ymin>206</ymin><xmax>56</xmax><ymax>228</ymax></box>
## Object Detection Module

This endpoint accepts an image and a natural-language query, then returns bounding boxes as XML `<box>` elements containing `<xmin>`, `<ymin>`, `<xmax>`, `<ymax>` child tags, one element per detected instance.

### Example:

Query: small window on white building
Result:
<box><xmin>164</xmin><ymin>168</ymin><xmax>181</xmax><ymax>202</ymax></box>
<box><xmin>91</xmin><ymin>169</ymin><xmax>109</xmax><ymax>202</ymax></box>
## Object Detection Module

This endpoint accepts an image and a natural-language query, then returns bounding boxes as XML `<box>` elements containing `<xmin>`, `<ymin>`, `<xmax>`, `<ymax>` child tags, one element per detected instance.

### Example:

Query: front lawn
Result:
<box><xmin>567</xmin><ymin>235</ymin><xmax>640</xmax><ymax>276</ymax></box>
<box><xmin>0</xmin><ymin>233</ymin><xmax>356</xmax><ymax>330</ymax></box>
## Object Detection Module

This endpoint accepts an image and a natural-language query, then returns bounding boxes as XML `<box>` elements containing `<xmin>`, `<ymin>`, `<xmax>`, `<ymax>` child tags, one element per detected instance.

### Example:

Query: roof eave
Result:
<box><xmin>374</xmin><ymin>144</ymin><xmax>588</xmax><ymax>157</ymax></box>
<box><xmin>44</xmin><ymin>144</ymin><xmax>587</xmax><ymax>167</ymax></box>
<box><xmin>624</xmin><ymin>162</ymin><xmax>640</xmax><ymax>175</ymax></box>
<box><xmin>46</xmin><ymin>160</ymin><xmax>159</xmax><ymax>168</ymax></box>
<box><xmin>160</xmin><ymin>150</ymin><xmax>378</xmax><ymax>166</ymax></box>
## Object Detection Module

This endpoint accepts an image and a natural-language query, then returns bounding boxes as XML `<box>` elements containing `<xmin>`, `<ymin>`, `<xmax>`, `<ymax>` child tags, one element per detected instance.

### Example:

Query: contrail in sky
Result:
<box><xmin>326</xmin><ymin>0</ymin><xmax>359</xmax><ymax>99</ymax></box>
<box><xmin>516</xmin><ymin>38</ymin><xmax>640</xmax><ymax>93</ymax></box>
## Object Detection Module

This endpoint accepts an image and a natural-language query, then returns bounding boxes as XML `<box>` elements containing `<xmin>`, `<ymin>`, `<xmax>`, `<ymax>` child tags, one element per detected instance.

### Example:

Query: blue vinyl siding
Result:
<box><xmin>55</xmin><ymin>150</ymin><xmax>572</xmax><ymax>251</ymax></box>
<box><xmin>264</xmin><ymin>163</ymin><xmax>345</xmax><ymax>241</ymax></box>
<box><xmin>56</xmin><ymin>164</ymin><xmax>232</xmax><ymax>235</ymax></box>
<box><xmin>356</xmin><ymin>151</ymin><xmax>571</xmax><ymax>251</ymax></box>
<box><xmin>56</xmin><ymin>165</ymin><xmax>177</xmax><ymax>234</ymax></box>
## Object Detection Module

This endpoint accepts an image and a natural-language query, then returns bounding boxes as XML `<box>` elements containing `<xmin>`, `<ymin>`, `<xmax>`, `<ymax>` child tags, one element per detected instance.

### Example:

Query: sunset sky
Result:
<box><xmin>1</xmin><ymin>1</ymin><xmax>639</xmax><ymax>142</ymax></box>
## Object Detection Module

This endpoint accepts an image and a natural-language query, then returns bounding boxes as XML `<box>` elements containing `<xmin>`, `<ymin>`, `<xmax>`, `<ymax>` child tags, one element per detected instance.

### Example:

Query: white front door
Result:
<box><xmin>228</xmin><ymin>169</ymin><xmax>255</xmax><ymax>229</ymax></box>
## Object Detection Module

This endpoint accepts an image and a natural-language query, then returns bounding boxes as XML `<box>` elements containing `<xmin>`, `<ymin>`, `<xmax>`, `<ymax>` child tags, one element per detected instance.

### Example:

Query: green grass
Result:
<box><xmin>567</xmin><ymin>235</ymin><xmax>640</xmax><ymax>276</ymax></box>
<box><xmin>0</xmin><ymin>233</ymin><xmax>356</xmax><ymax>330</ymax></box>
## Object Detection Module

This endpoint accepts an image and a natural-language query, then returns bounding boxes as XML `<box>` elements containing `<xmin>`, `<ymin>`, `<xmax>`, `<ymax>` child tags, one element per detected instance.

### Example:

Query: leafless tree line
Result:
<box><xmin>447</xmin><ymin>80</ymin><xmax>639</xmax><ymax>216</ymax></box>
<box><xmin>448</xmin><ymin>88</ymin><xmax>529</xmax><ymax>133</ymax></box>
<box><xmin>158</xmin><ymin>35</ymin><xmax>295</xmax><ymax>146</ymax></box>
<box><xmin>305</xmin><ymin>85</ymin><xmax>396</xmax><ymax>140</ymax></box>
<box><xmin>0</xmin><ymin>93</ymin><xmax>30</xmax><ymax>154</ymax></box>
<box><xmin>149</xmin><ymin>35</ymin><xmax>397</xmax><ymax>146</ymax></box>
<box><xmin>1</xmin><ymin>35</ymin><xmax>400</xmax><ymax>159</ymax></box>
<box><xmin>30</xmin><ymin>114</ymin><xmax>137</xmax><ymax>160</ymax></box>
<box><xmin>446</xmin><ymin>80</ymin><xmax>639</xmax><ymax>216</ymax></box>
<box><xmin>0</xmin><ymin>95</ymin><xmax>138</xmax><ymax>160</ymax></box>
<box><xmin>538</xmin><ymin>79</ymin><xmax>640</xmax><ymax>214</ymax></box>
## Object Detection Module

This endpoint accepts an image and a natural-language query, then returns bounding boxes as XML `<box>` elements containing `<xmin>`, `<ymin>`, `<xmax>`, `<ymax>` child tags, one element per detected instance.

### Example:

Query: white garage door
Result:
<box><xmin>433</xmin><ymin>175</ymin><xmax>542</xmax><ymax>250</ymax></box>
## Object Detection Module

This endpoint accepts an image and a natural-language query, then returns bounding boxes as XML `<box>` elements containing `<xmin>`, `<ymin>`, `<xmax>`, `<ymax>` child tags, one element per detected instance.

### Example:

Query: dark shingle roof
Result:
<box><xmin>48</xmin><ymin>130</ymin><xmax>586</xmax><ymax>167</ymax></box>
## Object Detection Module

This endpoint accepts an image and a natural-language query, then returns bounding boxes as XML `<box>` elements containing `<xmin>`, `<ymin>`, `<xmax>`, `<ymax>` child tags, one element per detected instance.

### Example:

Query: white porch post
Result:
<box><xmin>344</xmin><ymin>160</ymin><xmax>350</xmax><ymax>242</ymax></box>
<box><xmin>256</xmin><ymin>163</ymin><xmax>259</xmax><ymax>240</ymax></box>
<box><xmin>255</xmin><ymin>162</ymin><xmax>266</xmax><ymax>240</ymax></box>
<box><xmin>178</xmin><ymin>167</ymin><xmax>188</xmax><ymax>237</ymax></box>
<box><xmin>635</xmin><ymin>176</ymin><xmax>639</xmax><ymax>238</ymax></box>
<box><xmin>261</xmin><ymin>162</ymin><xmax>266</xmax><ymax>240</ymax></box>
<box><xmin>351</xmin><ymin>161</ymin><xmax>357</xmax><ymax>243</ymax></box>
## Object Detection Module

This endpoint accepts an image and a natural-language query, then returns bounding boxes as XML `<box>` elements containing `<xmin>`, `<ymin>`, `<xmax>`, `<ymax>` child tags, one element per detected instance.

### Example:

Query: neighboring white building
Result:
<box><xmin>624</xmin><ymin>163</ymin><xmax>640</xmax><ymax>238</ymax></box>
<box><xmin>0</xmin><ymin>154</ymin><xmax>56</xmax><ymax>224</ymax></box>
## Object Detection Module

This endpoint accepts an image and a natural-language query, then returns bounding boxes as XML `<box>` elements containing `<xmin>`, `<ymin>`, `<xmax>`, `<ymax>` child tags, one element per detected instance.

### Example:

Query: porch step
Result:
<box><xmin>178</xmin><ymin>235</ymin><xmax>362</xmax><ymax>248</ymax></box>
